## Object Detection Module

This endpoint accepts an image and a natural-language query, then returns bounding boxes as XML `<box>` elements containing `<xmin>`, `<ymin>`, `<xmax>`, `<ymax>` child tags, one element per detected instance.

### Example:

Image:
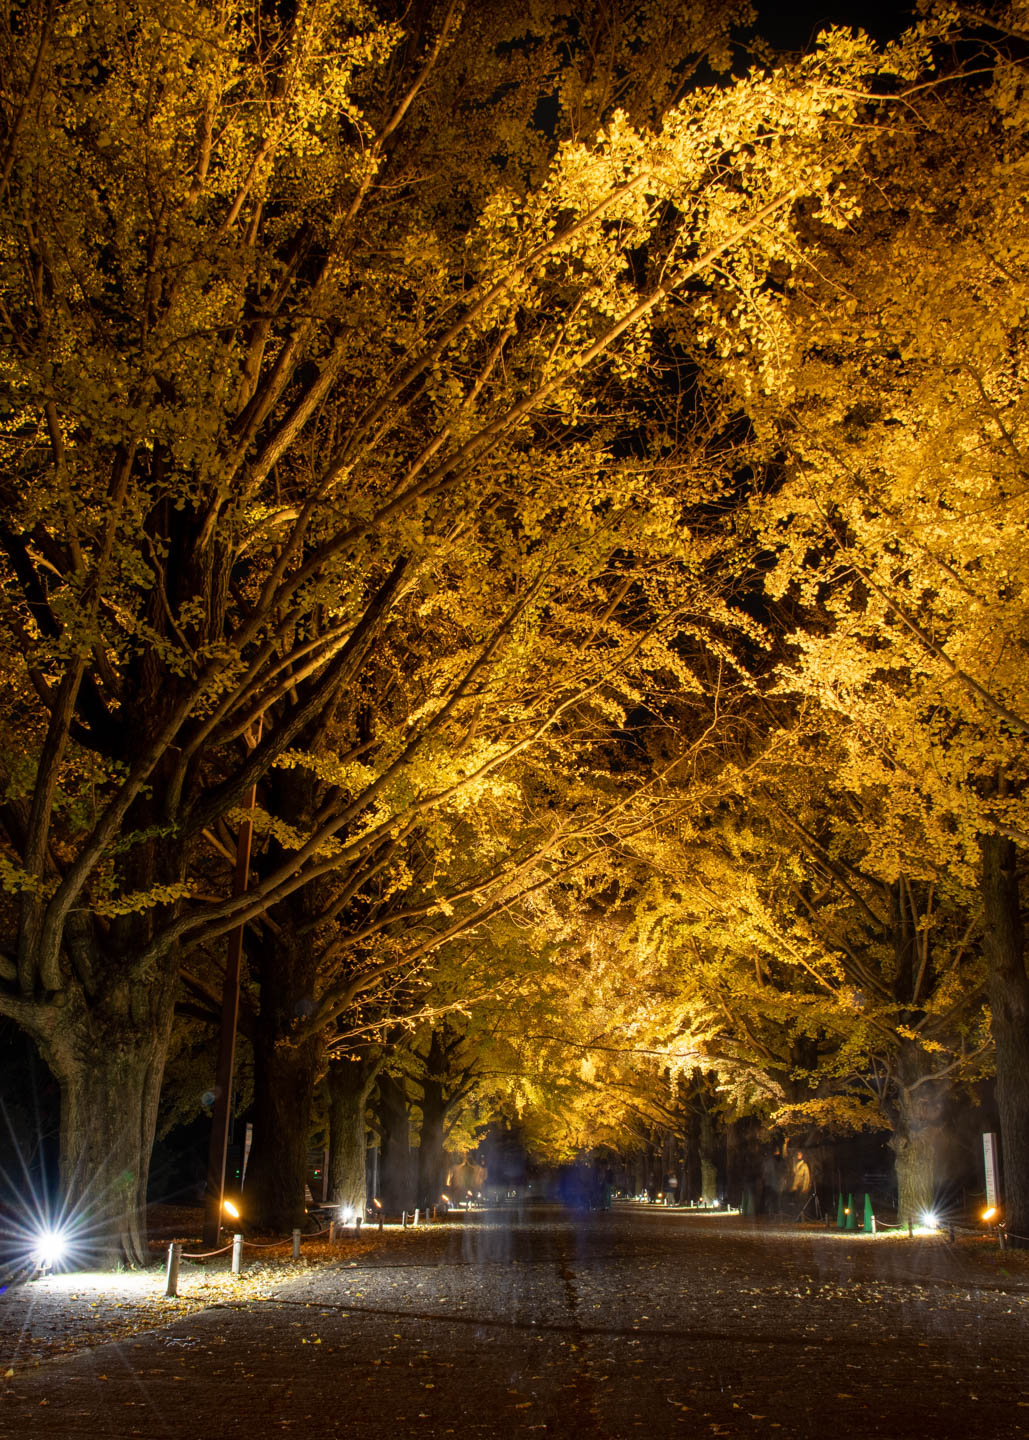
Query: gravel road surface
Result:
<box><xmin>1</xmin><ymin>1205</ymin><xmax>1026</xmax><ymax>1438</ymax></box>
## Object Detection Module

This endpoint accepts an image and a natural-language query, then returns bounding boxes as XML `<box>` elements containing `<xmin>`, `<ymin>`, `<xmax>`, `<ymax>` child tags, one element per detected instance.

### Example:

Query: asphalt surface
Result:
<box><xmin>1</xmin><ymin>1205</ymin><xmax>1027</xmax><ymax>1439</ymax></box>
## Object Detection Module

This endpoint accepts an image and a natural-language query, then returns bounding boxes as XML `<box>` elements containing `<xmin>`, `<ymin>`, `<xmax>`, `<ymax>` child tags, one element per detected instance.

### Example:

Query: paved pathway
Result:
<box><xmin>2</xmin><ymin>1206</ymin><xmax>1027</xmax><ymax>1438</ymax></box>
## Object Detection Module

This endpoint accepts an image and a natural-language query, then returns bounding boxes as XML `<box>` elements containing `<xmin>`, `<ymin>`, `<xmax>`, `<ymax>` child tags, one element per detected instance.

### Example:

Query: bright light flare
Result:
<box><xmin>982</xmin><ymin>1206</ymin><xmax>998</xmax><ymax>1223</ymax></box>
<box><xmin>32</xmin><ymin>1226</ymin><xmax>68</xmax><ymax>1270</ymax></box>
<box><xmin>920</xmin><ymin>1210</ymin><xmax>940</xmax><ymax>1232</ymax></box>
<box><xmin>223</xmin><ymin>1199</ymin><xmax>240</xmax><ymax>1220</ymax></box>
<box><xmin>0</xmin><ymin>1105</ymin><xmax>150</xmax><ymax>1273</ymax></box>
<box><xmin>0</xmin><ymin>1200</ymin><xmax>97</xmax><ymax>1276</ymax></box>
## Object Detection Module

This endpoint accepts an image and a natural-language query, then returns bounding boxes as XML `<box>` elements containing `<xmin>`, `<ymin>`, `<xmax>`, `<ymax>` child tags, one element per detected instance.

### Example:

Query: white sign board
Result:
<box><xmin>983</xmin><ymin>1132</ymin><xmax>1000</xmax><ymax>1208</ymax></box>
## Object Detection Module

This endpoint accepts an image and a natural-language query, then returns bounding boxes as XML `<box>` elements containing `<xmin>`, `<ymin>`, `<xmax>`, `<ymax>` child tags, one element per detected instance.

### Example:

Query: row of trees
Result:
<box><xmin>513</xmin><ymin>14</ymin><xmax>1029</xmax><ymax>1227</ymax></box>
<box><xmin>0</xmin><ymin>0</ymin><xmax>1026</xmax><ymax>1258</ymax></box>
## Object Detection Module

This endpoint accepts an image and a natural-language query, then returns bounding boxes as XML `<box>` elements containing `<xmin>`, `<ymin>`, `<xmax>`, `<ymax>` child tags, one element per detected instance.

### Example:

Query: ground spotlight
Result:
<box><xmin>32</xmin><ymin>1225</ymin><xmax>69</xmax><ymax>1272</ymax></box>
<box><xmin>920</xmin><ymin>1210</ymin><xmax>940</xmax><ymax>1232</ymax></box>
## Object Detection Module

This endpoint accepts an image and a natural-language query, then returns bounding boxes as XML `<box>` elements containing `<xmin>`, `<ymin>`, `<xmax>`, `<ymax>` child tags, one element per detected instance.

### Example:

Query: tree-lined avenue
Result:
<box><xmin>2</xmin><ymin>1206</ymin><xmax>1026</xmax><ymax>1438</ymax></box>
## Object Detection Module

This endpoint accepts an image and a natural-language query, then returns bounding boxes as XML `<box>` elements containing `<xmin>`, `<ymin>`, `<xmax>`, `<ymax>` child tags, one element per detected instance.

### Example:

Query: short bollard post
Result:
<box><xmin>355</xmin><ymin>1215</ymin><xmax>362</xmax><ymax>1235</ymax></box>
<box><xmin>908</xmin><ymin>1219</ymin><xmax>913</xmax><ymax>1238</ymax></box>
<box><xmin>329</xmin><ymin>1220</ymin><xmax>337</xmax><ymax>1245</ymax></box>
<box><xmin>402</xmin><ymin>1210</ymin><xmax>408</xmax><ymax>1229</ymax></box>
<box><xmin>165</xmin><ymin>1242</ymin><xmax>181</xmax><ymax>1298</ymax></box>
<box><xmin>292</xmin><ymin>1228</ymin><xmax>302</xmax><ymax>1260</ymax></box>
<box><xmin>231</xmin><ymin>1232</ymin><xmax>243</xmax><ymax>1275</ymax></box>
<box><xmin>871</xmin><ymin>1214</ymin><xmax>878</xmax><ymax>1236</ymax></box>
<box><xmin>378</xmin><ymin>1212</ymin><xmax>383</xmax><ymax>1233</ymax></box>
<box><xmin>413</xmin><ymin>1208</ymin><xmax>420</xmax><ymax>1227</ymax></box>
<box><xmin>999</xmin><ymin>1227</ymin><xmax>1007</xmax><ymax>1251</ymax></box>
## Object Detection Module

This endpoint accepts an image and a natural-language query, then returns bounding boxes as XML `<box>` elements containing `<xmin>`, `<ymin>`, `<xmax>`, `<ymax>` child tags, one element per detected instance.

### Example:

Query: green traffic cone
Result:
<box><xmin>864</xmin><ymin>1193</ymin><xmax>874</xmax><ymax>1233</ymax></box>
<box><xmin>844</xmin><ymin>1191</ymin><xmax>857</xmax><ymax>1230</ymax></box>
<box><xmin>836</xmin><ymin>1193</ymin><xmax>845</xmax><ymax>1228</ymax></box>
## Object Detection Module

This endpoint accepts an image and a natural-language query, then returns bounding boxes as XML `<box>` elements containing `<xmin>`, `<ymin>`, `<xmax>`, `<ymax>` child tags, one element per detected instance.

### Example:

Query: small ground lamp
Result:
<box><xmin>32</xmin><ymin>1225</ymin><xmax>69</xmax><ymax>1273</ymax></box>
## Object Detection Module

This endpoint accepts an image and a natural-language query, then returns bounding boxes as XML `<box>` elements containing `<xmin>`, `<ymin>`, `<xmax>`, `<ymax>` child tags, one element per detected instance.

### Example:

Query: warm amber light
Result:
<box><xmin>223</xmin><ymin>1199</ymin><xmax>240</xmax><ymax>1219</ymax></box>
<box><xmin>982</xmin><ymin>1206</ymin><xmax>998</xmax><ymax>1222</ymax></box>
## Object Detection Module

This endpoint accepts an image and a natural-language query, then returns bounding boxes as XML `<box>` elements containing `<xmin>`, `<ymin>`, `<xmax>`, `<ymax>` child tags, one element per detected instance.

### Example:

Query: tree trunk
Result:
<box><xmin>725</xmin><ymin>1117</ymin><xmax>746</xmax><ymax>1210</ymax></box>
<box><xmin>327</xmin><ymin>1054</ymin><xmax>379</xmax><ymax>1218</ymax></box>
<box><xmin>29</xmin><ymin>990</ymin><xmax>174</xmax><ymax>1268</ymax></box>
<box><xmin>367</xmin><ymin>1139</ymin><xmax>380</xmax><ymax>1204</ymax></box>
<box><xmin>981</xmin><ymin>834</ymin><xmax>1029</xmax><ymax>1246</ymax></box>
<box><xmin>7</xmin><ymin>776</ymin><xmax>187</xmax><ymax>1266</ymax></box>
<box><xmin>699</xmin><ymin>1109</ymin><xmax>718</xmax><ymax>1205</ymax></box>
<box><xmin>685</xmin><ymin>1110</ymin><xmax>701</xmax><ymax>1203</ymax></box>
<box><xmin>888</xmin><ymin>1044</ymin><xmax>944</xmax><ymax>1226</ymax></box>
<box><xmin>417</xmin><ymin>1098</ymin><xmax>447</xmax><ymax>1211</ymax></box>
<box><xmin>246</xmin><ymin>792</ymin><xmax>327</xmax><ymax>1234</ymax></box>
<box><xmin>247</xmin><ymin>1026</ymin><xmax>324</xmax><ymax>1233</ymax></box>
<box><xmin>890</xmin><ymin>1119</ymin><xmax>936</xmax><ymax>1226</ymax></box>
<box><xmin>377</xmin><ymin>1071</ymin><xmax>414</xmax><ymax>1214</ymax></box>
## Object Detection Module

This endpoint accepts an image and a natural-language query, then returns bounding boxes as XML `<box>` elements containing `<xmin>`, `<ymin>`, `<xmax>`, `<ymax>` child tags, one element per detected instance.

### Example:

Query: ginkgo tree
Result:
<box><xmin>627</xmin><ymin>729</ymin><xmax>992</xmax><ymax>1222</ymax></box>
<box><xmin>713</xmin><ymin>18</ymin><xmax>1029</xmax><ymax>1234</ymax></box>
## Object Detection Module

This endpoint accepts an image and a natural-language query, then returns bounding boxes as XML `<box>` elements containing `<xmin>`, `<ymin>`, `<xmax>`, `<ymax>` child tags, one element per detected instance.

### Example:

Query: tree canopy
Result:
<box><xmin>1</xmin><ymin>0</ymin><xmax>1027</xmax><ymax>1258</ymax></box>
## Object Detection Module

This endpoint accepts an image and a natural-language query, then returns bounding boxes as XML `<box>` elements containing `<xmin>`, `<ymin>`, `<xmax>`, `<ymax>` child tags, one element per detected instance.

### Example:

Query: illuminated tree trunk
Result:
<box><xmin>327</xmin><ymin>1054</ymin><xmax>379</xmax><ymax>1218</ymax></box>
<box><xmin>981</xmin><ymin>834</ymin><xmax>1029</xmax><ymax>1247</ymax></box>
<box><xmin>890</xmin><ymin>1121</ymin><xmax>936</xmax><ymax>1226</ymax></box>
<box><xmin>30</xmin><ymin>985</ymin><xmax>175</xmax><ymax>1268</ymax></box>
<box><xmin>699</xmin><ymin>1110</ymin><xmax>719</xmax><ymax>1205</ymax></box>
<box><xmin>17</xmin><ymin>825</ymin><xmax>181</xmax><ymax>1267</ymax></box>
<box><xmin>889</xmin><ymin>1045</ymin><xmax>944</xmax><ymax>1226</ymax></box>
<box><xmin>409</xmin><ymin>1026</ymin><xmax>476</xmax><ymax>1210</ymax></box>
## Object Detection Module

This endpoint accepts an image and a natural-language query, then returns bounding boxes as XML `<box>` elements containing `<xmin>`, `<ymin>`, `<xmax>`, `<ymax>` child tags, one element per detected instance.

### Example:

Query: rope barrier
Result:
<box><xmin>854</xmin><ymin>1216</ymin><xmax>1026</xmax><ymax>1250</ymax></box>
<box><xmin>998</xmin><ymin>1228</ymin><xmax>1029</xmax><ymax>1249</ymax></box>
<box><xmin>165</xmin><ymin>1221</ymin><xmax>338</xmax><ymax>1296</ymax></box>
<box><xmin>243</xmin><ymin>1225</ymin><xmax>330</xmax><ymax>1248</ymax></box>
